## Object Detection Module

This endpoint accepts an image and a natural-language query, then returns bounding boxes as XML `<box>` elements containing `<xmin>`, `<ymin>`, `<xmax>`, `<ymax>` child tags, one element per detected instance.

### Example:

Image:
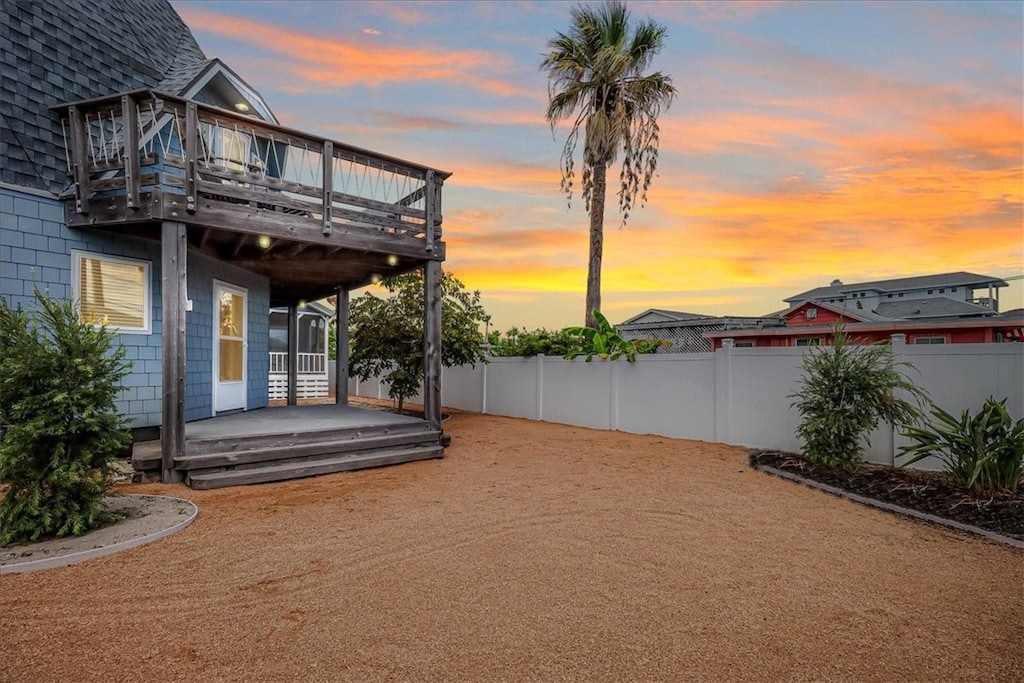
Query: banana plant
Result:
<box><xmin>563</xmin><ymin>310</ymin><xmax>668</xmax><ymax>362</ymax></box>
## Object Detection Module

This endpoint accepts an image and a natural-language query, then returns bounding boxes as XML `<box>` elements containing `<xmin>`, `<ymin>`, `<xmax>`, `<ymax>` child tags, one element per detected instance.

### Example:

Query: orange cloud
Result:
<box><xmin>175</xmin><ymin>6</ymin><xmax>522</xmax><ymax>96</ymax></box>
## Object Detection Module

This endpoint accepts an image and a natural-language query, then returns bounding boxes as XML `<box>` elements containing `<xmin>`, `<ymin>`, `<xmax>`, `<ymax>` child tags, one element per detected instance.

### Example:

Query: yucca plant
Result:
<box><xmin>899</xmin><ymin>398</ymin><xmax>1024</xmax><ymax>494</ymax></box>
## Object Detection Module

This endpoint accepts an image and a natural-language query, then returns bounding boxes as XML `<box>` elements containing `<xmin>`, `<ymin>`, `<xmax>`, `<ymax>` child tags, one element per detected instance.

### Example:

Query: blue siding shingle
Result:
<box><xmin>3</xmin><ymin>186</ymin><xmax>271</xmax><ymax>428</ymax></box>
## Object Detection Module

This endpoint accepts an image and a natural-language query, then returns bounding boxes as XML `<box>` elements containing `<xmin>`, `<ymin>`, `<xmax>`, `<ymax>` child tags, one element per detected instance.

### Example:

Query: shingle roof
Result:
<box><xmin>1</xmin><ymin>0</ymin><xmax>207</xmax><ymax>193</ymax></box>
<box><xmin>785</xmin><ymin>272</ymin><xmax>1009</xmax><ymax>303</ymax></box>
<box><xmin>618</xmin><ymin>309</ymin><xmax>714</xmax><ymax>326</ymax></box>
<box><xmin>156</xmin><ymin>57</ymin><xmax>213</xmax><ymax>94</ymax></box>
<box><xmin>875</xmin><ymin>297</ymin><xmax>997</xmax><ymax>320</ymax></box>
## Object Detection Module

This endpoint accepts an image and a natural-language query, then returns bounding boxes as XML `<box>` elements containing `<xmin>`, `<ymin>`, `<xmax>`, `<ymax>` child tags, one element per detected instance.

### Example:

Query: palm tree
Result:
<box><xmin>541</xmin><ymin>1</ymin><xmax>676</xmax><ymax>329</ymax></box>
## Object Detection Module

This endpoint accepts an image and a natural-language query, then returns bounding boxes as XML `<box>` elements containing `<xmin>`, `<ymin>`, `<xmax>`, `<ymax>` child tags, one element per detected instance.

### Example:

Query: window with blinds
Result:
<box><xmin>73</xmin><ymin>251</ymin><xmax>151</xmax><ymax>333</ymax></box>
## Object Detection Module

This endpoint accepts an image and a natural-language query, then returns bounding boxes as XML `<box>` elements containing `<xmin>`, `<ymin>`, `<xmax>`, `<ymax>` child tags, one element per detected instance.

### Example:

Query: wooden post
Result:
<box><xmin>322</xmin><ymin>140</ymin><xmax>333</xmax><ymax>236</ymax></box>
<box><xmin>161</xmin><ymin>221</ymin><xmax>187</xmax><ymax>483</ymax></box>
<box><xmin>121</xmin><ymin>94</ymin><xmax>140</xmax><ymax>210</ymax></box>
<box><xmin>68</xmin><ymin>105</ymin><xmax>90</xmax><ymax>215</ymax></box>
<box><xmin>184</xmin><ymin>101</ymin><xmax>198</xmax><ymax>215</ymax></box>
<box><xmin>423</xmin><ymin>261</ymin><xmax>442</xmax><ymax>430</ymax></box>
<box><xmin>424</xmin><ymin>170</ymin><xmax>435</xmax><ymax>252</ymax></box>
<box><xmin>287</xmin><ymin>303</ymin><xmax>298</xmax><ymax>406</ymax></box>
<box><xmin>335</xmin><ymin>287</ymin><xmax>349</xmax><ymax>406</ymax></box>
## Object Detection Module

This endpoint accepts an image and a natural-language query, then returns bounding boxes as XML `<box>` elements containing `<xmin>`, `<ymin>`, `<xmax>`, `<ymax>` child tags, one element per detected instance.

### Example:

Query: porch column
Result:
<box><xmin>423</xmin><ymin>261</ymin><xmax>442</xmax><ymax>430</ymax></box>
<box><xmin>287</xmin><ymin>303</ymin><xmax>299</xmax><ymax>406</ymax></box>
<box><xmin>161</xmin><ymin>221</ymin><xmax>187</xmax><ymax>483</ymax></box>
<box><xmin>335</xmin><ymin>287</ymin><xmax>349</xmax><ymax>406</ymax></box>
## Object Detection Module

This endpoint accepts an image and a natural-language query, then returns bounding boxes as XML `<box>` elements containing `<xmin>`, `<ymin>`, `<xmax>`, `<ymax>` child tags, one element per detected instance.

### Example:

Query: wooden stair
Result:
<box><xmin>133</xmin><ymin>422</ymin><xmax>445</xmax><ymax>489</ymax></box>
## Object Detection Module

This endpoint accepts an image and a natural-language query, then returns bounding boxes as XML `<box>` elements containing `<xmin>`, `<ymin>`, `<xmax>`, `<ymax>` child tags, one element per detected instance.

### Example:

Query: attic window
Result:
<box><xmin>806</xmin><ymin>307</ymin><xmax>818</xmax><ymax>319</ymax></box>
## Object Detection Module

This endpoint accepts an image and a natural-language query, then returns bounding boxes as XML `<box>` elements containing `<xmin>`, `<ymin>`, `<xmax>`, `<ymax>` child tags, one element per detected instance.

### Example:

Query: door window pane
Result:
<box><xmin>220</xmin><ymin>339</ymin><xmax>244</xmax><ymax>381</ymax></box>
<box><xmin>219</xmin><ymin>292</ymin><xmax>244</xmax><ymax>337</ymax></box>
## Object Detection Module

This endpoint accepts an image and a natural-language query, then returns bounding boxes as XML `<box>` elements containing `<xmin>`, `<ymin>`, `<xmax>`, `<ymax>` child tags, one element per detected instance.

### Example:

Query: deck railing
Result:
<box><xmin>56</xmin><ymin>90</ymin><xmax>447</xmax><ymax>246</ymax></box>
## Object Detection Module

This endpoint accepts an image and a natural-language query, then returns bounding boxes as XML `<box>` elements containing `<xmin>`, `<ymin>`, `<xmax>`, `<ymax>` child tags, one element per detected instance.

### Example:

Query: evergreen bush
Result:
<box><xmin>790</xmin><ymin>325</ymin><xmax>927</xmax><ymax>470</ymax></box>
<box><xmin>0</xmin><ymin>288</ymin><xmax>132</xmax><ymax>545</ymax></box>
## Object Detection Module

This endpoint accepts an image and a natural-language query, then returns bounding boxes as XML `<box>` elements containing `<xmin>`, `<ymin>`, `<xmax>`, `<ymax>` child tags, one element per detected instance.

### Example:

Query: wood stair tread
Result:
<box><xmin>186</xmin><ymin>445</ymin><xmax>443</xmax><ymax>489</ymax></box>
<box><xmin>183</xmin><ymin>421</ymin><xmax>434</xmax><ymax>456</ymax></box>
<box><xmin>174</xmin><ymin>430</ymin><xmax>442</xmax><ymax>470</ymax></box>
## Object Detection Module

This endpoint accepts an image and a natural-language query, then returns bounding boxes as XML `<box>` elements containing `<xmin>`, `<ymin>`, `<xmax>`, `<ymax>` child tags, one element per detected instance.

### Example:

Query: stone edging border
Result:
<box><xmin>0</xmin><ymin>495</ymin><xmax>199</xmax><ymax>574</ymax></box>
<box><xmin>750</xmin><ymin>460</ymin><xmax>1024</xmax><ymax>550</ymax></box>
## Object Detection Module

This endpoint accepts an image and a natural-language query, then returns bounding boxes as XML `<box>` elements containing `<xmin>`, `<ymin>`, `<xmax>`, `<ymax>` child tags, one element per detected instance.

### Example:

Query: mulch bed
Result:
<box><xmin>749</xmin><ymin>450</ymin><xmax>1024</xmax><ymax>540</ymax></box>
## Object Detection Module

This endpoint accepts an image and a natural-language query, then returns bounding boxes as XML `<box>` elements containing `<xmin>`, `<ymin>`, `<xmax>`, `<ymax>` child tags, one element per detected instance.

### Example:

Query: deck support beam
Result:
<box><xmin>423</xmin><ymin>261</ymin><xmax>442</xmax><ymax>430</ymax></box>
<box><xmin>287</xmin><ymin>303</ymin><xmax>299</xmax><ymax>406</ymax></box>
<box><xmin>161</xmin><ymin>221</ymin><xmax>187</xmax><ymax>483</ymax></box>
<box><xmin>335</xmin><ymin>287</ymin><xmax>349</xmax><ymax>406</ymax></box>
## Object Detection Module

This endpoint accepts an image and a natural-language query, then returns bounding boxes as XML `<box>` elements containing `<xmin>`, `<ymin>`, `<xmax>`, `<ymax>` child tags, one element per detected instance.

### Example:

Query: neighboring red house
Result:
<box><xmin>706</xmin><ymin>272</ymin><xmax>1024</xmax><ymax>349</ymax></box>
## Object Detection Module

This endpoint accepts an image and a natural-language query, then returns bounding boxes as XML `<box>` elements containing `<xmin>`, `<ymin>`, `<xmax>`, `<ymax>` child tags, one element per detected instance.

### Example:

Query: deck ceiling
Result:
<box><xmin>92</xmin><ymin>222</ymin><xmax>428</xmax><ymax>306</ymax></box>
<box><xmin>188</xmin><ymin>225</ymin><xmax>429</xmax><ymax>305</ymax></box>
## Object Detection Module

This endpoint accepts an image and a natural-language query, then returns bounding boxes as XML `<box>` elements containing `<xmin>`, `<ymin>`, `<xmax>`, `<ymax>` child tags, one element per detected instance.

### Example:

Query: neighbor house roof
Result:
<box><xmin>1</xmin><ymin>0</ymin><xmax>206</xmax><ymax>193</ymax></box>
<box><xmin>704</xmin><ymin>313</ymin><xmax>1024</xmax><ymax>340</ymax></box>
<box><xmin>618</xmin><ymin>309</ymin><xmax>716</xmax><ymax>326</ymax></box>
<box><xmin>778</xmin><ymin>300</ymin><xmax>883</xmax><ymax>323</ymax></box>
<box><xmin>785</xmin><ymin>272</ymin><xmax>1009</xmax><ymax>304</ymax></box>
<box><xmin>874</xmin><ymin>297</ymin><xmax>997</xmax><ymax>320</ymax></box>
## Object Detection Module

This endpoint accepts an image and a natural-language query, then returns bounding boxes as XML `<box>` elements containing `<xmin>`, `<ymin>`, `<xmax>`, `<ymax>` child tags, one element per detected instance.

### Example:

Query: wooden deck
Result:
<box><xmin>132</xmin><ymin>404</ymin><xmax>445</xmax><ymax>489</ymax></box>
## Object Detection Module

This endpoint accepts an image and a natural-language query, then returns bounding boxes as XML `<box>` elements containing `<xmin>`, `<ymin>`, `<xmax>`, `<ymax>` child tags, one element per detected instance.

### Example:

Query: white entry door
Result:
<box><xmin>213</xmin><ymin>281</ymin><xmax>247</xmax><ymax>412</ymax></box>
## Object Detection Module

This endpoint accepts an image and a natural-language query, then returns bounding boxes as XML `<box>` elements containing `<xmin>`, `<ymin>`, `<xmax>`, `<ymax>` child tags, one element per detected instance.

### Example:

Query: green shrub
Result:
<box><xmin>790</xmin><ymin>325</ymin><xmax>927</xmax><ymax>470</ymax></box>
<box><xmin>488</xmin><ymin>327</ymin><xmax>577</xmax><ymax>357</ymax></box>
<box><xmin>0</xmin><ymin>288</ymin><xmax>132</xmax><ymax>545</ymax></box>
<box><xmin>899</xmin><ymin>398</ymin><xmax>1023</xmax><ymax>493</ymax></box>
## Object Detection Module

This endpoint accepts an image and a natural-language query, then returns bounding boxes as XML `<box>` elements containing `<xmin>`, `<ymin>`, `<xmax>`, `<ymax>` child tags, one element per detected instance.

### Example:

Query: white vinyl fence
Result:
<box><xmin>332</xmin><ymin>341</ymin><xmax>1023</xmax><ymax>468</ymax></box>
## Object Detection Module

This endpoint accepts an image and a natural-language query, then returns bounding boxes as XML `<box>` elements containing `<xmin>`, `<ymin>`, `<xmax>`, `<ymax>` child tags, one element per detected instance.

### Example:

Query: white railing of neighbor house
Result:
<box><xmin>333</xmin><ymin>340</ymin><xmax>1024</xmax><ymax>469</ymax></box>
<box><xmin>269</xmin><ymin>352</ymin><xmax>326</xmax><ymax>375</ymax></box>
<box><xmin>269</xmin><ymin>352</ymin><xmax>328</xmax><ymax>400</ymax></box>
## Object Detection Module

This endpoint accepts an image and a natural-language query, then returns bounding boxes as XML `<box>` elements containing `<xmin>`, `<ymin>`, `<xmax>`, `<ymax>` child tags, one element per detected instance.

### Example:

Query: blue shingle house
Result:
<box><xmin>2</xmin><ymin>0</ymin><xmax>450</xmax><ymax>487</ymax></box>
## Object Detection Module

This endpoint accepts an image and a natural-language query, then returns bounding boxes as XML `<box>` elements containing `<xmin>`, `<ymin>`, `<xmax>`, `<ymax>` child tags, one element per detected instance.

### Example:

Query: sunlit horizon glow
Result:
<box><xmin>173</xmin><ymin>0</ymin><xmax>1023</xmax><ymax>332</ymax></box>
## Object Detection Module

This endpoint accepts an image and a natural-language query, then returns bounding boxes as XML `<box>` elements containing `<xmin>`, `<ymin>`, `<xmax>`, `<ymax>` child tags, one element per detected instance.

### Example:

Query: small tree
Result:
<box><xmin>789</xmin><ymin>325</ymin><xmax>927</xmax><ymax>470</ymax></box>
<box><xmin>0</xmin><ymin>289</ymin><xmax>132</xmax><ymax>545</ymax></box>
<box><xmin>349</xmin><ymin>271</ymin><xmax>489</xmax><ymax>413</ymax></box>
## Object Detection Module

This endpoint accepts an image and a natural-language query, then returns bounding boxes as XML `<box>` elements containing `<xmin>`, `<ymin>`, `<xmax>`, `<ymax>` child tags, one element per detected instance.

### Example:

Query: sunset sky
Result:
<box><xmin>172</xmin><ymin>0</ymin><xmax>1024</xmax><ymax>331</ymax></box>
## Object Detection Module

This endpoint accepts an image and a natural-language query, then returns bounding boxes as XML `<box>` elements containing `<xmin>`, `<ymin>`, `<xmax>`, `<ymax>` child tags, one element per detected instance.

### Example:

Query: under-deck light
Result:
<box><xmin>258</xmin><ymin>235</ymin><xmax>272</xmax><ymax>249</ymax></box>
<box><xmin>386</xmin><ymin>254</ymin><xmax>399</xmax><ymax>266</ymax></box>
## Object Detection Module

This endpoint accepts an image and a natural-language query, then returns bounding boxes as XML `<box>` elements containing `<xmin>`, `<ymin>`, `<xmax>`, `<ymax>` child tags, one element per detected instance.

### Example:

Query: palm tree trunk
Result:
<box><xmin>585</xmin><ymin>162</ymin><xmax>607</xmax><ymax>329</ymax></box>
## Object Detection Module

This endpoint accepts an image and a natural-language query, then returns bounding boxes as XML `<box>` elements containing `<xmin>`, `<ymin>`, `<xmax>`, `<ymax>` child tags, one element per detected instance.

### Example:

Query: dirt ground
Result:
<box><xmin>2</xmin><ymin>412</ymin><xmax>1021</xmax><ymax>682</ymax></box>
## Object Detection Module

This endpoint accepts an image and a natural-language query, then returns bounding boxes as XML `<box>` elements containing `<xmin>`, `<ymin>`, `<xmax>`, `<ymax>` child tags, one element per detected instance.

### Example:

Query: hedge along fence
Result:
<box><xmin>331</xmin><ymin>339</ymin><xmax>1024</xmax><ymax>469</ymax></box>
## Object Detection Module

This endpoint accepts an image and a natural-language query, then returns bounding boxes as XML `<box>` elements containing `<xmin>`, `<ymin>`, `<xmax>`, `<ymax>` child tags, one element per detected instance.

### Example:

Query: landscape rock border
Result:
<box><xmin>750</xmin><ymin>459</ymin><xmax>1024</xmax><ymax>550</ymax></box>
<box><xmin>0</xmin><ymin>494</ymin><xmax>199</xmax><ymax>574</ymax></box>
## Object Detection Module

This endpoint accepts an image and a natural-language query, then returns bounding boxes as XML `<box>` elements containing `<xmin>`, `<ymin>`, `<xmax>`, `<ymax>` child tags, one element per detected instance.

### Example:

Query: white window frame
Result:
<box><xmin>795</xmin><ymin>337</ymin><xmax>821</xmax><ymax>347</ymax></box>
<box><xmin>71</xmin><ymin>250</ymin><xmax>152</xmax><ymax>334</ymax></box>
<box><xmin>913</xmin><ymin>336</ymin><xmax>947</xmax><ymax>345</ymax></box>
<box><xmin>733</xmin><ymin>340</ymin><xmax>755</xmax><ymax>348</ymax></box>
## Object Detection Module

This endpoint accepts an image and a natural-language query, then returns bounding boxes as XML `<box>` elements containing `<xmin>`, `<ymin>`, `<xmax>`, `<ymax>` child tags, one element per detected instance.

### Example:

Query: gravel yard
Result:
<box><xmin>2</xmin><ymin>412</ymin><xmax>1021</xmax><ymax>682</ymax></box>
